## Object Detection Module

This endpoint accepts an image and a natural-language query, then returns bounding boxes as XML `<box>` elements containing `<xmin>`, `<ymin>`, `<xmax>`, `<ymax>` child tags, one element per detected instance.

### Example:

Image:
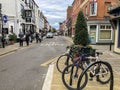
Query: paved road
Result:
<box><xmin>0</xmin><ymin>36</ymin><xmax>71</xmax><ymax>90</ymax></box>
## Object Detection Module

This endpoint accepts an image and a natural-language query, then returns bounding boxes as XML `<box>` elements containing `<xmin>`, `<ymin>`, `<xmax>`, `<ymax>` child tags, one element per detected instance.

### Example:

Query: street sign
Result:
<box><xmin>3</xmin><ymin>15</ymin><xmax>8</xmax><ymax>23</ymax></box>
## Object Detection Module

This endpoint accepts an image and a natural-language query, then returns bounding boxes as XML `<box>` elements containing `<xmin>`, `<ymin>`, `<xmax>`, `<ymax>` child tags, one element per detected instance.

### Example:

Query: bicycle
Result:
<box><xmin>77</xmin><ymin>61</ymin><xmax>113</xmax><ymax>90</ymax></box>
<box><xmin>62</xmin><ymin>52</ymin><xmax>89</xmax><ymax>90</ymax></box>
<box><xmin>56</xmin><ymin>45</ymin><xmax>81</xmax><ymax>73</ymax></box>
<box><xmin>62</xmin><ymin>47</ymin><xmax>111</xmax><ymax>90</ymax></box>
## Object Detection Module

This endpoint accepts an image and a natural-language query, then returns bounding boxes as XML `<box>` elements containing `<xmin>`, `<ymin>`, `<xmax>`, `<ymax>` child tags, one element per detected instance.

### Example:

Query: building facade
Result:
<box><xmin>108</xmin><ymin>6</ymin><xmax>120</xmax><ymax>54</ymax></box>
<box><xmin>66</xmin><ymin>6</ymin><xmax>72</xmax><ymax>37</ymax></box>
<box><xmin>70</xmin><ymin>0</ymin><xmax>118</xmax><ymax>44</ymax></box>
<box><xmin>0</xmin><ymin>0</ymin><xmax>49</xmax><ymax>40</ymax></box>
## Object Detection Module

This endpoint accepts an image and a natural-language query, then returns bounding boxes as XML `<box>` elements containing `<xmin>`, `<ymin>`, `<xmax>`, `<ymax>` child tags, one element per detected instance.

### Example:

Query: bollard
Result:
<box><xmin>110</xmin><ymin>42</ymin><xmax>112</xmax><ymax>51</ymax></box>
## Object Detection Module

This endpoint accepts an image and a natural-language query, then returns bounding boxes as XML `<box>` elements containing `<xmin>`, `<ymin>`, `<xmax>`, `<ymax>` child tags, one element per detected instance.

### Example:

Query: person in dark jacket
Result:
<box><xmin>19</xmin><ymin>32</ymin><xmax>24</xmax><ymax>47</ymax></box>
<box><xmin>35</xmin><ymin>32</ymin><xmax>41</xmax><ymax>43</ymax></box>
<box><xmin>25</xmin><ymin>31</ymin><xmax>30</xmax><ymax>46</ymax></box>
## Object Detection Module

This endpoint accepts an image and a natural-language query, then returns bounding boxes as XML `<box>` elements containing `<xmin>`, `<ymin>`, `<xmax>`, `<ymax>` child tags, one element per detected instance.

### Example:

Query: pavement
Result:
<box><xmin>0</xmin><ymin>41</ymin><xmax>35</xmax><ymax>56</ymax></box>
<box><xmin>50</xmin><ymin>37</ymin><xmax>120</xmax><ymax>90</ymax></box>
<box><xmin>0</xmin><ymin>37</ymin><xmax>120</xmax><ymax>90</ymax></box>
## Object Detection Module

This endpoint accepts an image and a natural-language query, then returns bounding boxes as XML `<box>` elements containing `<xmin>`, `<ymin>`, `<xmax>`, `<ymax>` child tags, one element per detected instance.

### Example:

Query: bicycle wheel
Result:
<box><xmin>62</xmin><ymin>64</ymin><xmax>88</xmax><ymax>90</ymax></box>
<box><xmin>56</xmin><ymin>54</ymin><xmax>73</xmax><ymax>73</ymax></box>
<box><xmin>96</xmin><ymin>63</ymin><xmax>111</xmax><ymax>84</ymax></box>
<box><xmin>77</xmin><ymin>61</ymin><xmax>113</xmax><ymax>90</ymax></box>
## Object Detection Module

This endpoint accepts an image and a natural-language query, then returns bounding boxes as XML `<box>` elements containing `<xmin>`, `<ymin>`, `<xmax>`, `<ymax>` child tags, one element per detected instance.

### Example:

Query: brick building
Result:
<box><xmin>70</xmin><ymin>0</ymin><xmax>118</xmax><ymax>44</ymax></box>
<box><xmin>66</xmin><ymin>6</ymin><xmax>73</xmax><ymax>37</ymax></box>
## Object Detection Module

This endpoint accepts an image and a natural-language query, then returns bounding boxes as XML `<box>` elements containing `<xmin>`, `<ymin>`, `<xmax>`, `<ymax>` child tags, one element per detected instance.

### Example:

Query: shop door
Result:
<box><xmin>89</xmin><ymin>25</ymin><xmax>96</xmax><ymax>43</ymax></box>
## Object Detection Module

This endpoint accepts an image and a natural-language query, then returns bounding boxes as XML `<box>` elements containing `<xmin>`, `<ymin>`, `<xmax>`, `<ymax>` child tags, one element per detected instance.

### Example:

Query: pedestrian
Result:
<box><xmin>38</xmin><ymin>33</ymin><xmax>42</xmax><ymax>43</ymax></box>
<box><xmin>25</xmin><ymin>31</ymin><xmax>30</xmax><ymax>46</ymax></box>
<box><xmin>5</xmin><ymin>34</ymin><xmax>10</xmax><ymax>45</ymax></box>
<box><xmin>0</xmin><ymin>32</ymin><xmax>2</xmax><ymax>47</ymax></box>
<box><xmin>19</xmin><ymin>32</ymin><xmax>24</xmax><ymax>47</ymax></box>
<box><xmin>35</xmin><ymin>32</ymin><xmax>39</xmax><ymax>43</ymax></box>
<box><xmin>39</xmin><ymin>32</ymin><xmax>43</xmax><ymax>41</ymax></box>
<box><xmin>1</xmin><ymin>34</ymin><xmax>5</xmax><ymax>48</ymax></box>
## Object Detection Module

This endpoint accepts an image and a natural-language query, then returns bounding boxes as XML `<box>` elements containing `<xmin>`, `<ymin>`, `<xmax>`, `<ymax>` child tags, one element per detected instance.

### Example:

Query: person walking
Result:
<box><xmin>35</xmin><ymin>32</ymin><xmax>41</xmax><ymax>43</ymax></box>
<box><xmin>25</xmin><ymin>31</ymin><xmax>30</xmax><ymax>46</ymax></box>
<box><xmin>35</xmin><ymin>32</ymin><xmax>39</xmax><ymax>43</ymax></box>
<box><xmin>5</xmin><ymin>34</ymin><xmax>10</xmax><ymax>45</ymax></box>
<box><xmin>0</xmin><ymin>32</ymin><xmax>2</xmax><ymax>47</ymax></box>
<box><xmin>18</xmin><ymin>32</ymin><xmax>24</xmax><ymax>47</ymax></box>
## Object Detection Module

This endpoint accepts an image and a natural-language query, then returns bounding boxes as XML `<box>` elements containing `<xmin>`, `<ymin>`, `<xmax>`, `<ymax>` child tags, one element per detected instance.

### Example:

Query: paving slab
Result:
<box><xmin>50</xmin><ymin>37</ymin><xmax>120</xmax><ymax>90</ymax></box>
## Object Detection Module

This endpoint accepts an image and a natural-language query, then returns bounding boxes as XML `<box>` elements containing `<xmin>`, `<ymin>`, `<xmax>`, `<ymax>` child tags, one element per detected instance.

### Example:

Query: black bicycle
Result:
<box><xmin>56</xmin><ymin>45</ymin><xmax>81</xmax><ymax>73</ymax></box>
<box><xmin>62</xmin><ymin>52</ymin><xmax>90</xmax><ymax>90</ymax></box>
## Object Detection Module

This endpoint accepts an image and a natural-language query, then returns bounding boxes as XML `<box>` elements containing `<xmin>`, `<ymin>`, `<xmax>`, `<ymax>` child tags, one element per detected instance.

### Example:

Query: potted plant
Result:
<box><xmin>8</xmin><ymin>33</ymin><xmax>17</xmax><ymax>45</ymax></box>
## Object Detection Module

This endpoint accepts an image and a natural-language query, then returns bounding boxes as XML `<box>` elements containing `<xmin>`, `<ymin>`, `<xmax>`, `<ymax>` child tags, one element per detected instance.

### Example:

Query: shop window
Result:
<box><xmin>100</xmin><ymin>30</ymin><xmax>111</xmax><ymax>39</ymax></box>
<box><xmin>106</xmin><ymin>25</ymin><xmax>111</xmax><ymax>29</ymax></box>
<box><xmin>100</xmin><ymin>25</ymin><xmax>112</xmax><ymax>40</ymax></box>
<box><xmin>100</xmin><ymin>25</ymin><xmax>105</xmax><ymax>29</ymax></box>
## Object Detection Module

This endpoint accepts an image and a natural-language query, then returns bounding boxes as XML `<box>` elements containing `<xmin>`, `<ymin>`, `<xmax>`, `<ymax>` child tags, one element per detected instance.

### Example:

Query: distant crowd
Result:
<box><xmin>18</xmin><ymin>31</ymin><xmax>43</xmax><ymax>47</ymax></box>
<box><xmin>0</xmin><ymin>31</ymin><xmax>44</xmax><ymax>48</ymax></box>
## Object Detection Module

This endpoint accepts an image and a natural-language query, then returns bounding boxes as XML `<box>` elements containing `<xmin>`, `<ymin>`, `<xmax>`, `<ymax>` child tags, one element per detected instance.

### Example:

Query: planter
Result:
<box><xmin>10</xmin><ymin>40</ymin><xmax>14</xmax><ymax>45</ymax></box>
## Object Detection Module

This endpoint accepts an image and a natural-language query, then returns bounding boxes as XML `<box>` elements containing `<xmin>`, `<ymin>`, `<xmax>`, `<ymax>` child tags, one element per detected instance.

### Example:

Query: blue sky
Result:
<box><xmin>34</xmin><ymin>0</ymin><xmax>73</xmax><ymax>29</ymax></box>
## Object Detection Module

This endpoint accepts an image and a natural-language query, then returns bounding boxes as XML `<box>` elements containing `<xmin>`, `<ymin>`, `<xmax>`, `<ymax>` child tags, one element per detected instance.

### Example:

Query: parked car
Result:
<box><xmin>46</xmin><ymin>32</ymin><xmax>54</xmax><ymax>38</ymax></box>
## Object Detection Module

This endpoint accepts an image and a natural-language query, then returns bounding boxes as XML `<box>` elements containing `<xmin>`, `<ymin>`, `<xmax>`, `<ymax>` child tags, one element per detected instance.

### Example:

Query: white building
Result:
<box><xmin>34</xmin><ymin>3</ymin><xmax>39</xmax><ymax>32</ymax></box>
<box><xmin>39</xmin><ymin>11</ymin><xmax>44</xmax><ymax>31</ymax></box>
<box><xmin>0</xmin><ymin>0</ymin><xmax>40</xmax><ymax>38</ymax></box>
<box><xmin>0</xmin><ymin>0</ymin><xmax>21</xmax><ymax>36</ymax></box>
<box><xmin>0</xmin><ymin>0</ymin><xmax>50</xmax><ymax>40</ymax></box>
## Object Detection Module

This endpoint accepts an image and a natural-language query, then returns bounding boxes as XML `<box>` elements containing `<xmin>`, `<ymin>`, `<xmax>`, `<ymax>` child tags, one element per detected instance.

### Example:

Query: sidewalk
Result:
<box><xmin>0</xmin><ymin>43</ymin><xmax>19</xmax><ymax>56</ymax></box>
<box><xmin>51</xmin><ymin>36</ymin><xmax>120</xmax><ymax>90</ymax></box>
<box><xmin>0</xmin><ymin>41</ymin><xmax>35</xmax><ymax>56</ymax></box>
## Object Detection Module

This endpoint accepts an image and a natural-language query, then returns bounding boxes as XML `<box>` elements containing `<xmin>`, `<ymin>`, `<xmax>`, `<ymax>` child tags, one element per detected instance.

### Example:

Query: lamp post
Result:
<box><xmin>0</xmin><ymin>3</ymin><xmax>5</xmax><ymax>48</ymax></box>
<box><xmin>0</xmin><ymin>3</ymin><xmax>6</xmax><ymax>48</ymax></box>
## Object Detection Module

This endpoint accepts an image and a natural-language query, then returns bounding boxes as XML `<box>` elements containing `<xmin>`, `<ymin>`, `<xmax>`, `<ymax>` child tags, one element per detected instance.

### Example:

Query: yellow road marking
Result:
<box><xmin>41</xmin><ymin>56</ymin><xmax>59</xmax><ymax>67</ymax></box>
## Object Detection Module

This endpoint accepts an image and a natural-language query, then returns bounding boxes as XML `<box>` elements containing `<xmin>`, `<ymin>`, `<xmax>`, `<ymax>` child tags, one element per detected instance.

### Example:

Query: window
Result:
<box><xmin>90</xmin><ymin>2</ymin><xmax>97</xmax><ymax>16</ymax></box>
<box><xmin>21</xmin><ymin>4</ymin><xmax>25</xmax><ymax>19</ymax></box>
<box><xmin>25</xmin><ymin>10</ymin><xmax>32</xmax><ymax>17</ymax></box>
<box><xmin>100</xmin><ymin>30</ymin><xmax>111</xmax><ymax>39</ymax></box>
<box><xmin>100</xmin><ymin>25</ymin><xmax>112</xmax><ymax>40</ymax></box>
<box><xmin>26</xmin><ymin>18</ymin><xmax>31</xmax><ymax>22</ymax></box>
<box><xmin>100</xmin><ymin>25</ymin><xmax>105</xmax><ymax>29</ymax></box>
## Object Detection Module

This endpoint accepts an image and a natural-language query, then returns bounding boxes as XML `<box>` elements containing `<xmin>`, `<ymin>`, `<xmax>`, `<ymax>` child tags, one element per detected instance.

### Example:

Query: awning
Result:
<box><xmin>108</xmin><ymin>7</ymin><xmax>120</xmax><ymax>14</ymax></box>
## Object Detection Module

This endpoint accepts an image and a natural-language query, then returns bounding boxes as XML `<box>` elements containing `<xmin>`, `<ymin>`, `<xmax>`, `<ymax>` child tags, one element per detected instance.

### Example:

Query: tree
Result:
<box><xmin>52</xmin><ymin>28</ymin><xmax>57</xmax><ymax>33</ymax></box>
<box><xmin>73</xmin><ymin>10</ymin><xmax>89</xmax><ymax>46</ymax></box>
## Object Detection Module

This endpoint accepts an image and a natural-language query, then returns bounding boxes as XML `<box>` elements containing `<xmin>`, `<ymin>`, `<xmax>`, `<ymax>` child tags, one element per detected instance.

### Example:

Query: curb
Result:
<box><xmin>42</xmin><ymin>64</ymin><xmax>54</xmax><ymax>90</ymax></box>
<box><xmin>0</xmin><ymin>48</ymin><xmax>18</xmax><ymax>56</ymax></box>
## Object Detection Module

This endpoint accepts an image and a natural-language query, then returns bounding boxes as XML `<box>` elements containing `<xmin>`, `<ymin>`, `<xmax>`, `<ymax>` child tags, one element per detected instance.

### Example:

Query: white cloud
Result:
<box><xmin>45</xmin><ymin>14</ymin><xmax>63</xmax><ymax>19</ymax></box>
<box><xmin>35</xmin><ymin>0</ymin><xmax>73</xmax><ymax>29</ymax></box>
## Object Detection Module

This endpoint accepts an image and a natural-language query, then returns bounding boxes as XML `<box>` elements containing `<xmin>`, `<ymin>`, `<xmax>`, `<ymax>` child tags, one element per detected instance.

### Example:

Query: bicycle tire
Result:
<box><xmin>96</xmin><ymin>64</ymin><xmax>111</xmax><ymax>84</ymax></box>
<box><xmin>62</xmin><ymin>64</ymin><xmax>88</xmax><ymax>90</ymax></box>
<box><xmin>56</xmin><ymin>54</ymin><xmax>73</xmax><ymax>73</ymax></box>
<box><xmin>77</xmin><ymin>61</ymin><xmax>113</xmax><ymax>90</ymax></box>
